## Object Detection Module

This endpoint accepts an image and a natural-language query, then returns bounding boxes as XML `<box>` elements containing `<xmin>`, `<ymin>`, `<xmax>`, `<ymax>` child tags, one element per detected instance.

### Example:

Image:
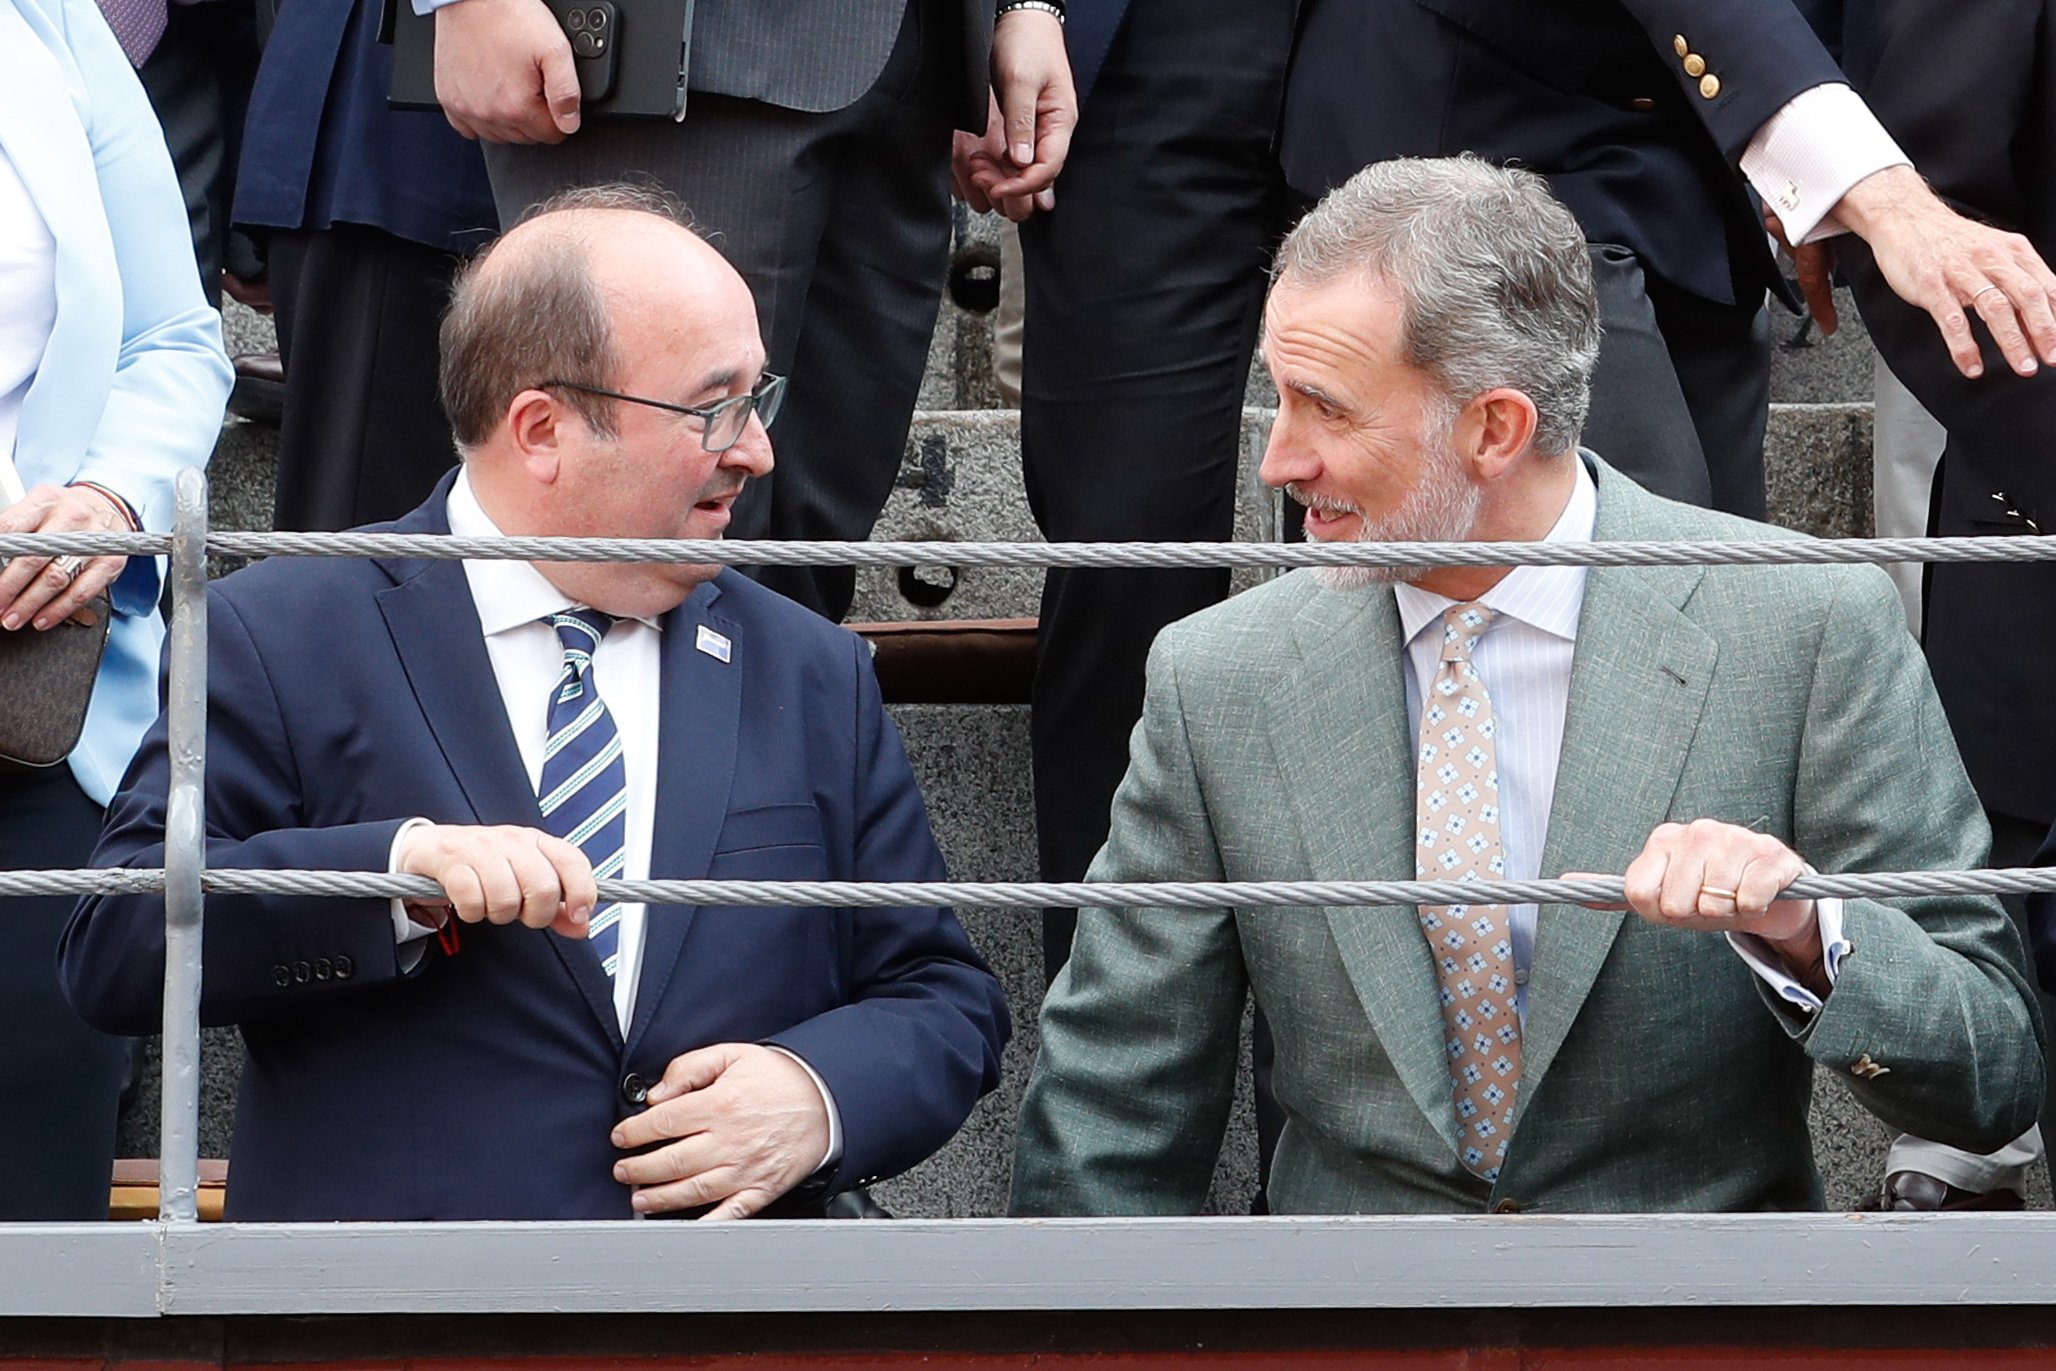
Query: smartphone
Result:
<box><xmin>546</xmin><ymin>0</ymin><xmax>620</xmax><ymax>105</ymax></box>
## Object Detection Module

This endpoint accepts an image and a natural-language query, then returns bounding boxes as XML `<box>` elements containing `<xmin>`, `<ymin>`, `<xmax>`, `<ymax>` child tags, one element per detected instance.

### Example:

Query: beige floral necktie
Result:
<box><xmin>1414</xmin><ymin>602</ymin><xmax>1522</xmax><ymax>1181</ymax></box>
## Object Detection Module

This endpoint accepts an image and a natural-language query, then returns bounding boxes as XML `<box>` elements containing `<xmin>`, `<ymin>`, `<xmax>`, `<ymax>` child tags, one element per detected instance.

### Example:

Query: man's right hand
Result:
<box><xmin>433</xmin><ymin>0</ymin><xmax>582</xmax><ymax>144</ymax></box>
<box><xmin>395</xmin><ymin>824</ymin><xmax>595</xmax><ymax>937</ymax></box>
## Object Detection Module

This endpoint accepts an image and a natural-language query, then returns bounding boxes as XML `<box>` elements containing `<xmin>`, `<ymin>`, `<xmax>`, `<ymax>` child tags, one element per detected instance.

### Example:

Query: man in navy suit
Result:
<box><xmin>1282</xmin><ymin>0</ymin><xmax>2056</xmax><ymax>520</ymax></box>
<box><xmin>62</xmin><ymin>183</ymin><xmax>1009</xmax><ymax>1222</ymax></box>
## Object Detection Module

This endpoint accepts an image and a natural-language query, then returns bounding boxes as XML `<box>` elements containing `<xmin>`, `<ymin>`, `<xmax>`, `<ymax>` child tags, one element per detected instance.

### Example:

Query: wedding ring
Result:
<box><xmin>1970</xmin><ymin>284</ymin><xmax>2004</xmax><ymax>308</ymax></box>
<box><xmin>1699</xmin><ymin>884</ymin><xmax>1739</xmax><ymax>902</ymax></box>
<box><xmin>50</xmin><ymin>555</ymin><xmax>85</xmax><ymax>584</ymax></box>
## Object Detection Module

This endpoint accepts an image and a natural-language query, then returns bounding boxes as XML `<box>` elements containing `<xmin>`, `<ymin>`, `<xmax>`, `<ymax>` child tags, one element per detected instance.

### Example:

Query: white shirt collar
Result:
<box><xmin>445</xmin><ymin>467</ymin><xmax>663</xmax><ymax>638</ymax></box>
<box><xmin>1393</xmin><ymin>455</ymin><xmax>1596</xmax><ymax>645</ymax></box>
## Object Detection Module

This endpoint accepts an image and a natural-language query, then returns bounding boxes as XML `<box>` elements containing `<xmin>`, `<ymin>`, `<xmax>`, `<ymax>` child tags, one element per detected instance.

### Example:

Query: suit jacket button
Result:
<box><xmin>1491</xmin><ymin>1198</ymin><xmax>1522</xmax><ymax>1214</ymax></box>
<box><xmin>622</xmin><ymin>1073</ymin><xmax>650</xmax><ymax>1106</ymax></box>
<box><xmin>314</xmin><ymin>958</ymin><xmax>333</xmax><ymax>981</ymax></box>
<box><xmin>272</xmin><ymin>965</ymin><xmax>291</xmax><ymax>987</ymax></box>
<box><xmin>1629</xmin><ymin>97</ymin><xmax>1656</xmax><ymax>111</ymax></box>
<box><xmin>292</xmin><ymin>960</ymin><xmax>312</xmax><ymax>984</ymax></box>
<box><xmin>1682</xmin><ymin>53</ymin><xmax>1706</xmax><ymax>77</ymax></box>
<box><xmin>1699</xmin><ymin>73</ymin><xmax>1721</xmax><ymax>99</ymax></box>
<box><xmin>334</xmin><ymin>955</ymin><xmax>355</xmax><ymax>980</ymax></box>
<box><xmin>1672</xmin><ymin>33</ymin><xmax>1688</xmax><ymax>55</ymax></box>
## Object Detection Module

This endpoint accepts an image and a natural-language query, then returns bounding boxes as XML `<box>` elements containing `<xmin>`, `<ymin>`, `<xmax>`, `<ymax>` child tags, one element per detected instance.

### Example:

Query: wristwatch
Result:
<box><xmin>995</xmin><ymin>0</ymin><xmax>1063</xmax><ymax>21</ymax></box>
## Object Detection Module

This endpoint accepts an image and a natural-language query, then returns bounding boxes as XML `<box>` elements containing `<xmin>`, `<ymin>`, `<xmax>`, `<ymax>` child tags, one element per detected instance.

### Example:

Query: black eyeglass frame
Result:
<box><xmin>537</xmin><ymin>372</ymin><xmax>787</xmax><ymax>453</ymax></box>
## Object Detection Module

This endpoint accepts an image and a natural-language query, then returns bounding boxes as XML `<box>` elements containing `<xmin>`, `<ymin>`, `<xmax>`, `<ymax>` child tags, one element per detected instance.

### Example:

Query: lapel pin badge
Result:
<box><xmin>695</xmin><ymin>624</ymin><xmax>733</xmax><ymax>664</ymax></box>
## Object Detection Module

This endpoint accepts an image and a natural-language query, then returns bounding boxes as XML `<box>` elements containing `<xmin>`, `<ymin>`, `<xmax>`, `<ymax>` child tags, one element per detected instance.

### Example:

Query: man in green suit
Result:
<box><xmin>1011</xmin><ymin>156</ymin><xmax>2045</xmax><ymax>1216</ymax></box>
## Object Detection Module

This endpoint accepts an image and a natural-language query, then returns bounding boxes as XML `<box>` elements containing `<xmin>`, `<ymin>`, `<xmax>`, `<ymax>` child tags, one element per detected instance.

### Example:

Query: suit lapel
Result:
<box><xmin>1519</xmin><ymin>461</ymin><xmax>1716</xmax><ymax>1105</ymax></box>
<box><xmin>625</xmin><ymin>577</ymin><xmax>744</xmax><ymax>1053</ymax></box>
<box><xmin>373</xmin><ymin>486</ymin><xmax>621</xmax><ymax>1048</ymax></box>
<box><xmin>1271</xmin><ymin>582</ymin><xmax>1462</xmax><ymax>1151</ymax></box>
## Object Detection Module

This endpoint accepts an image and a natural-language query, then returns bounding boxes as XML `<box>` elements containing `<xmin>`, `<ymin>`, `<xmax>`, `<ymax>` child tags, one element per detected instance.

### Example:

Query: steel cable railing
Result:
<box><xmin>9</xmin><ymin>466</ymin><xmax>2056</xmax><ymax>1231</ymax></box>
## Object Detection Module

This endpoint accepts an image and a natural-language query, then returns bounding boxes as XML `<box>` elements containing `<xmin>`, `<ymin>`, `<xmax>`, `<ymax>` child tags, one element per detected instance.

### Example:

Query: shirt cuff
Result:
<box><xmin>388</xmin><ymin>818</ymin><xmax>437</xmax><ymax>970</ymax></box>
<box><xmin>1742</xmin><ymin>83</ymin><xmax>1911</xmax><ymax>244</ymax></box>
<box><xmin>1727</xmin><ymin>896</ymin><xmax>1850</xmax><ymax>1013</ymax></box>
<box><xmin>411</xmin><ymin>0</ymin><xmax>466</xmax><ymax>15</ymax></box>
<box><xmin>763</xmin><ymin>1045</ymin><xmax>843</xmax><ymax>1174</ymax></box>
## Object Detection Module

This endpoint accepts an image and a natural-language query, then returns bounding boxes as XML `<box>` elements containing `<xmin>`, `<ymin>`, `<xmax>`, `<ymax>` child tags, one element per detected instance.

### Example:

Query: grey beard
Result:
<box><xmin>1295</xmin><ymin>443</ymin><xmax>1482</xmax><ymax>591</ymax></box>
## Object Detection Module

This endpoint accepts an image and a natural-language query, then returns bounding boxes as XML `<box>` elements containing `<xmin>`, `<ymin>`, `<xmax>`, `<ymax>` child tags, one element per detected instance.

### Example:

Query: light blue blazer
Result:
<box><xmin>2</xmin><ymin>0</ymin><xmax>232</xmax><ymax>805</ymax></box>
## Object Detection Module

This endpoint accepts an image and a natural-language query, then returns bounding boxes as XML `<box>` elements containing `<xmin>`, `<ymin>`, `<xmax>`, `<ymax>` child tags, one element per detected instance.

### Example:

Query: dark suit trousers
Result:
<box><xmin>1021</xmin><ymin>0</ymin><xmax>1298</xmax><ymax>981</ymax></box>
<box><xmin>268</xmin><ymin>225</ymin><xmax>464</xmax><ymax>532</ymax></box>
<box><xmin>1583</xmin><ymin>246</ymin><xmax>1773</xmax><ymax>519</ymax></box>
<box><xmin>138</xmin><ymin>0</ymin><xmax>262</xmax><ymax>306</ymax></box>
<box><xmin>483</xmin><ymin>0</ymin><xmax>958</xmax><ymax>621</ymax></box>
<box><xmin>0</xmin><ymin>769</ymin><xmax>127</xmax><ymax>1220</ymax></box>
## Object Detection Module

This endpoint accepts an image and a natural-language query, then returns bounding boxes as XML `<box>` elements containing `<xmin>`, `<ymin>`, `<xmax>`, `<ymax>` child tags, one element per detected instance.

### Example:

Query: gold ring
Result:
<box><xmin>1970</xmin><ymin>284</ymin><xmax>2004</xmax><ymax>308</ymax></box>
<box><xmin>51</xmin><ymin>555</ymin><xmax>85</xmax><ymax>583</ymax></box>
<box><xmin>1700</xmin><ymin>884</ymin><xmax>1739</xmax><ymax>902</ymax></box>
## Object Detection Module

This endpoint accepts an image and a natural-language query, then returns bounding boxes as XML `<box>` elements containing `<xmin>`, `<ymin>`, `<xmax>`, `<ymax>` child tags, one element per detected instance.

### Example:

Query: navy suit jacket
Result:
<box><xmin>1279</xmin><ymin>0</ymin><xmax>1844</xmax><ymax>306</ymax></box>
<box><xmin>62</xmin><ymin>477</ymin><xmax>1009</xmax><ymax>1221</ymax></box>
<box><xmin>235</xmin><ymin>0</ymin><xmax>496</xmax><ymax>252</ymax></box>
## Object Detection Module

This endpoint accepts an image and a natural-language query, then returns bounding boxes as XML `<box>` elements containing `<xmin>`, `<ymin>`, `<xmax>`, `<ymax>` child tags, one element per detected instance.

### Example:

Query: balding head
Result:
<box><xmin>434</xmin><ymin>182</ymin><xmax>775</xmax><ymax>617</ymax></box>
<box><xmin>439</xmin><ymin>183</ymin><xmax>740</xmax><ymax>453</ymax></box>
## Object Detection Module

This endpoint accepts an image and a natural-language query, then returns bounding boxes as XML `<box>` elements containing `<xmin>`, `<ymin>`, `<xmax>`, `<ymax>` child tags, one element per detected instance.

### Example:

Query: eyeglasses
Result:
<box><xmin>538</xmin><ymin>372</ymin><xmax>787</xmax><ymax>453</ymax></box>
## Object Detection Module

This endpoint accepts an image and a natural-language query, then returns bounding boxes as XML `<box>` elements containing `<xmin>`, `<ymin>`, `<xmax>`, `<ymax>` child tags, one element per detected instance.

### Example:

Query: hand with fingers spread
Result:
<box><xmin>1833</xmin><ymin>165</ymin><xmax>2056</xmax><ymax>380</ymax></box>
<box><xmin>610</xmin><ymin>1043</ymin><xmax>832</xmax><ymax>1217</ymax></box>
<box><xmin>393</xmin><ymin>823</ymin><xmax>595</xmax><ymax>938</ymax></box>
<box><xmin>950</xmin><ymin>10</ymin><xmax>1075</xmax><ymax>221</ymax></box>
<box><xmin>0</xmin><ymin>483</ymin><xmax>131</xmax><ymax>633</ymax></box>
<box><xmin>432</xmin><ymin>0</ymin><xmax>582</xmax><ymax>144</ymax></box>
<box><xmin>1578</xmin><ymin>819</ymin><xmax>1828</xmax><ymax>998</ymax></box>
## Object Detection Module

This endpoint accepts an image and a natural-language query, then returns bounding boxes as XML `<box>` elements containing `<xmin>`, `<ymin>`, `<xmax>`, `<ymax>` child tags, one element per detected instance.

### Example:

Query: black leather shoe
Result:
<box><xmin>1883</xmin><ymin>1169</ymin><xmax>2026</xmax><ymax>1211</ymax></box>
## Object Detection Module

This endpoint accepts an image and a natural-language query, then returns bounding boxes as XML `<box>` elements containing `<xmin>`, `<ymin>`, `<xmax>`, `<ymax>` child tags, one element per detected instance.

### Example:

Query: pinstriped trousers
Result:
<box><xmin>485</xmin><ymin>0</ymin><xmax>958</xmax><ymax>621</ymax></box>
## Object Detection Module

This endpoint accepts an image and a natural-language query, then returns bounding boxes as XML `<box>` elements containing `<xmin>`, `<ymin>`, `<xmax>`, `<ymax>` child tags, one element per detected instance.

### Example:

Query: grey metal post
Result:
<box><xmin>159</xmin><ymin>467</ymin><xmax>209</xmax><ymax>1223</ymax></box>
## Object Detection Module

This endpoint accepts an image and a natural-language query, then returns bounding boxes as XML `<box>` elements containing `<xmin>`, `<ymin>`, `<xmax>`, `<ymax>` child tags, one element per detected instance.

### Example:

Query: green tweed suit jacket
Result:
<box><xmin>1012</xmin><ymin>455</ymin><xmax>2046</xmax><ymax>1216</ymax></box>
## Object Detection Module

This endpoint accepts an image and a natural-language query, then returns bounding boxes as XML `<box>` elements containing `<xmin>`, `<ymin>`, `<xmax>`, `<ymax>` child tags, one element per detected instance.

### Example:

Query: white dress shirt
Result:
<box><xmin>0</xmin><ymin>139</ymin><xmax>56</xmax><ymax>472</ymax></box>
<box><xmin>1393</xmin><ymin>457</ymin><xmax>1848</xmax><ymax>1022</ymax></box>
<box><xmin>389</xmin><ymin>470</ymin><xmax>840</xmax><ymax>1167</ymax></box>
<box><xmin>1740</xmin><ymin>83</ymin><xmax>1911</xmax><ymax>245</ymax></box>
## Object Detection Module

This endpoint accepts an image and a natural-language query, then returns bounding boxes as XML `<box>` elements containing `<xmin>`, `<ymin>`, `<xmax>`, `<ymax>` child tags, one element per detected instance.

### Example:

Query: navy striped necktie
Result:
<box><xmin>540</xmin><ymin>609</ymin><xmax>627</xmax><ymax>978</ymax></box>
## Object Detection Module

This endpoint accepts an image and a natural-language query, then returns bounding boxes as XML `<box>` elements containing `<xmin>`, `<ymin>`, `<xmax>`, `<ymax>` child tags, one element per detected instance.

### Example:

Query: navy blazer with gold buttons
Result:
<box><xmin>1280</xmin><ymin>0</ymin><xmax>1846</xmax><ymax>308</ymax></box>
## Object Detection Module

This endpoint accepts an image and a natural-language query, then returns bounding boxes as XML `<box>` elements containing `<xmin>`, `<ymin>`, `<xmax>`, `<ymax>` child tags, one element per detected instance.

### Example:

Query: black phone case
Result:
<box><xmin>387</xmin><ymin>0</ymin><xmax>689</xmax><ymax>119</ymax></box>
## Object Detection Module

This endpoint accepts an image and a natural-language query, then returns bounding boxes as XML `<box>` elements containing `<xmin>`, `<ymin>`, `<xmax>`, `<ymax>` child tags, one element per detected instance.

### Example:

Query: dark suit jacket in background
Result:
<box><xmin>1833</xmin><ymin>0</ymin><xmax>2056</xmax><ymax>830</ymax></box>
<box><xmin>239</xmin><ymin>0</ymin><xmax>495</xmax><ymax>254</ymax></box>
<box><xmin>1280</xmin><ymin>0</ymin><xmax>1842</xmax><ymax>308</ymax></box>
<box><xmin>61</xmin><ymin>476</ymin><xmax>1009</xmax><ymax>1221</ymax></box>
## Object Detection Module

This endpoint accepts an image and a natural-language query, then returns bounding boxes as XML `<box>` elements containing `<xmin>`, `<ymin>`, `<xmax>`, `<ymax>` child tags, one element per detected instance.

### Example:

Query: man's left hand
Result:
<box><xmin>611</xmin><ymin>1043</ymin><xmax>831</xmax><ymax>1217</ymax></box>
<box><xmin>1604</xmin><ymin>820</ymin><xmax>1825</xmax><ymax>993</ymax></box>
<box><xmin>1834</xmin><ymin>164</ymin><xmax>2056</xmax><ymax>379</ymax></box>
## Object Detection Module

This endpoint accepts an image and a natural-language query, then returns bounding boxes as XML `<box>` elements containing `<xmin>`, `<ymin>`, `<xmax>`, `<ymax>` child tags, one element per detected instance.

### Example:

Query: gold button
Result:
<box><xmin>1490</xmin><ymin>1197</ymin><xmax>1522</xmax><ymax>1214</ymax></box>
<box><xmin>1683</xmin><ymin>53</ymin><xmax>1706</xmax><ymax>77</ymax></box>
<box><xmin>1629</xmin><ymin>97</ymin><xmax>1656</xmax><ymax>111</ymax></box>
<box><xmin>1699</xmin><ymin>73</ymin><xmax>1721</xmax><ymax>99</ymax></box>
<box><xmin>1673</xmin><ymin>34</ymin><xmax>1688</xmax><ymax>55</ymax></box>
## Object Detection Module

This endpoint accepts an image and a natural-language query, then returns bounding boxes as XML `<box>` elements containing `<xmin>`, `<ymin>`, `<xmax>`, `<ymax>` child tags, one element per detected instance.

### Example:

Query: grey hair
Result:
<box><xmin>1274</xmin><ymin>156</ymin><xmax>1601</xmax><ymax>455</ymax></box>
<box><xmin>439</xmin><ymin>181</ymin><xmax>701</xmax><ymax>451</ymax></box>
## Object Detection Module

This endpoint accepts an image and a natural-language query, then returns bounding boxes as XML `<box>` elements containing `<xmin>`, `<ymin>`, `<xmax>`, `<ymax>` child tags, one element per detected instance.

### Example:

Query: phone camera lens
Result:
<box><xmin>587</xmin><ymin>7</ymin><xmax>607</xmax><ymax>28</ymax></box>
<box><xmin>565</xmin><ymin>8</ymin><xmax>585</xmax><ymax>28</ymax></box>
